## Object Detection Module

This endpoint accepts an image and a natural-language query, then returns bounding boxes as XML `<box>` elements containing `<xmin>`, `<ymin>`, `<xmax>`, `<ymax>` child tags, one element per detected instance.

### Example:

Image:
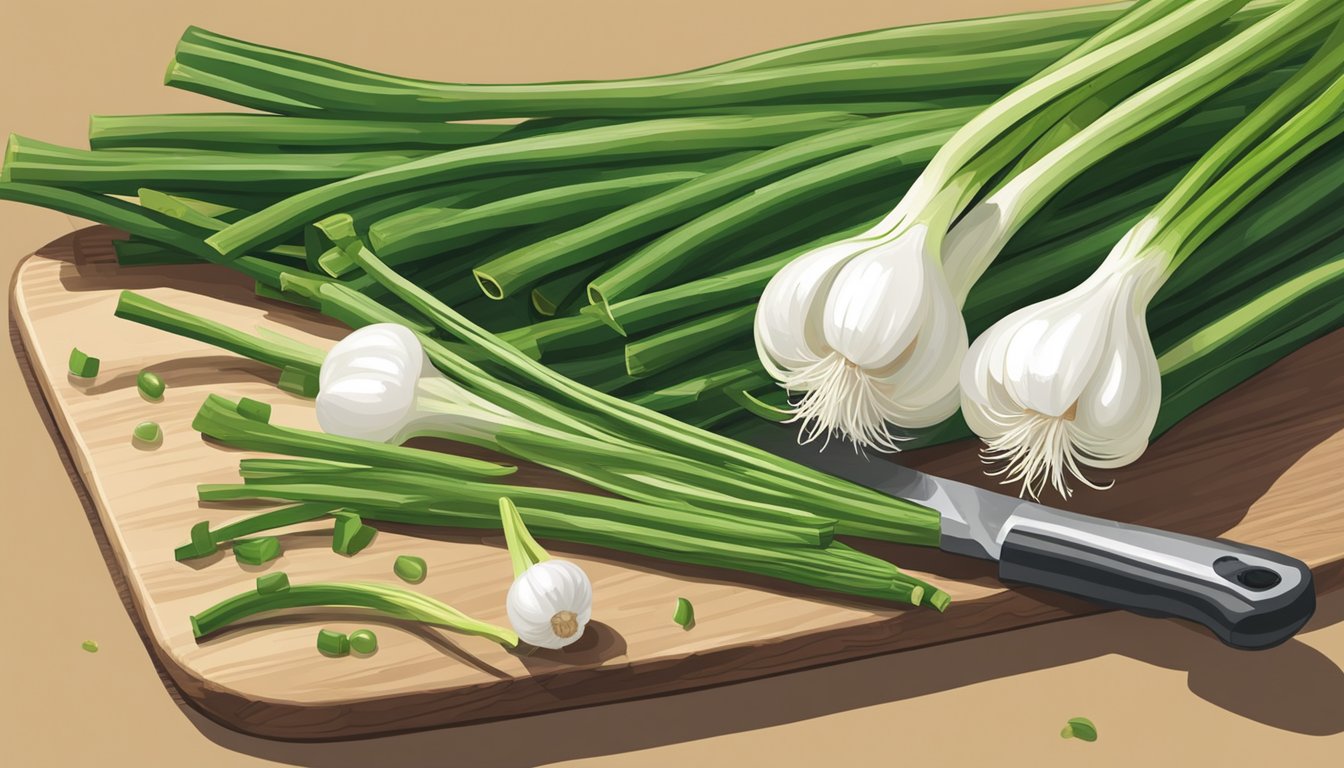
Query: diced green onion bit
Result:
<box><xmin>349</xmin><ymin>629</ymin><xmax>378</xmax><ymax>654</ymax></box>
<box><xmin>256</xmin><ymin>572</ymin><xmax>291</xmax><ymax>594</ymax></box>
<box><xmin>332</xmin><ymin>512</ymin><xmax>377</xmax><ymax>555</ymax></box>
<box><xmin>1061</xmin><ymin>717</ymin><xmax>1098</xmax><ymax>742</ymax></box>
<box><xmin>81</xmin><ymin>640</ymin><xmax>99</xmax><ymax>653</ymax></box>
<box><xmin>180</xmin><ymin>520</ymin><xmax>218</xmax><ymax>559</ymax></box>
<box><xmin>132</xmin><ymin>421</ymin><xmax>162</xmax><ymax>443</ymax></box>
<box><xmin>317</xmin><ymin>629</ymin><xmax>350</xmax><ymax>656</ymax></box>
<box><xmin>673</xmin><ymin>597</ymin><xmax>695</xmax><ymax>630</ymax></box>
<box><xmin>278</xmin><ymin>366</ymin><xmax>320</xmax><ymax>397</ymax></box>
<box><xmin>236</xmin><ymin>397</ymin><xmax>272</xmax><ymax>423</ymax></box>
<box><xmin>137</xmin><ymin>370</ymin><xmax>166</xmax><ymax>399</ymax></box>
<box><xmin>189</xmin><ymin>576</ymin><xmax>519</xmax><ymax>647</ymax></box>
<box><xmin>68</xmin><ymin>347</ymin><xmax>100</xmax><ymax>378</ymax></box>
<box><xmin>233</xmin><ymin>536</ymin><xmax>282</xmax><ymax>565</ymax></box>
<box><xmin>393</xmin><ymin>555</ymin><xmax>427</xmax><ymax>584</ymax></box>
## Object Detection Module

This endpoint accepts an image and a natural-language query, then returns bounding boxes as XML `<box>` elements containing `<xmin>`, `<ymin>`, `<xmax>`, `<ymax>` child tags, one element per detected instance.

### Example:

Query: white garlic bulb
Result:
<box><xmin>506</xmin><ymin>559</ymin><xmax>594</xmax><ymax>650</ymax></box>
<box><xmin>960</xmin><ymin>246</ymin><xmax>1165</xmax><ymax>499</ymax></box>
<box><xmin>755</xmin><ymin>223</ymin><xmax>967</xmax><ymax>450</ymax></box>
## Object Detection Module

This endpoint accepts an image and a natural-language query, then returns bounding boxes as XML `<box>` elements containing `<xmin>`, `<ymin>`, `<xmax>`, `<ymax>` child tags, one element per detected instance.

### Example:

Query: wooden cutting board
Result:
<box><xmin>11</xmin><ymin>226</ymin><xmax>1344</xmax><ymax>741</ymax></box>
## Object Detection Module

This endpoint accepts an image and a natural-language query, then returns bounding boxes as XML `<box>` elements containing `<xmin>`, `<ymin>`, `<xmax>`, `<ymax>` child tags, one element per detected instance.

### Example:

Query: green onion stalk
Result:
<box><xmin>185</xmin><ymin>398</ymin><xmax>947</xmax><ymax>606</ymax></box>
<box><xmin>190</xmin><ymin>576</ymin><xmax>521</xmax><ymax>646</ymax></box>
<box><xmin>958</xmin><ymin>19</ymin><xmax>1344</xmax><ymax>498</ymax></box>
<box><xmin>163</xmin><ymin>3</ymin><xmax>1285</xmax><ymax>120</ymax></box>
<box><xmin>2</xmin><ymin>135</ymin><xmax>435</xmax><ymax>195</ymax></box>
<box><xmin>204</xmin><ymin>112</ymin><xmax>876</xmax><ymax>257</ymax></box>
<box><xmin>167</xmin><ymin>25</ymin><xmax>1074</xmax><ymax>120</ymax></box>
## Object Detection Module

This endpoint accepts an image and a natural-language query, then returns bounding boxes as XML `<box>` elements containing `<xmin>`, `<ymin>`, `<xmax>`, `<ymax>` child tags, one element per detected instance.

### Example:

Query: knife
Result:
<box><xmin>740</xmin><ymin>424</ymin><xmax>1316</xmax><ymax>650</ymax></box>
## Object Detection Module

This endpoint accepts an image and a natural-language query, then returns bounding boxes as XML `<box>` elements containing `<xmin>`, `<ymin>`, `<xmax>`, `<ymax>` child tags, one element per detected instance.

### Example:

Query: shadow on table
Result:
<box><xmin>179</xmin><ymin>589</ymin><xmax>1344</xmax><ymax>768</ymax></box>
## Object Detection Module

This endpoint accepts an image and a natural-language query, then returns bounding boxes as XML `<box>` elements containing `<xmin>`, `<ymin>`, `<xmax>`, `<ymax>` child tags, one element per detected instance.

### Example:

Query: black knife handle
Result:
<box><xmin>997</xmin><ymin>518</ymin><xmax>1315</xmax><ymax>650</ymax></box>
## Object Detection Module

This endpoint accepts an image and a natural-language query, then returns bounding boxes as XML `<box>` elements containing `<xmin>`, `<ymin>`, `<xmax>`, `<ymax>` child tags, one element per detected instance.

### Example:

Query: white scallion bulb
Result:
<box><xmin>960</xmin><ymin>247</ymin><xmax>1165</xmax><ymax>499</ymax></box>
<box><xmin>316</xmin><ymin>323</ymin><xmax>425</xmax><ymax>443</ymax></box>
<box><xmin>755</xmin><ymin>223</ymin><xmax>966</xmax><ymax>451</ymax></box>
<box><xmin>316</xmin><ymin>323</ymin><xmax>519</xmax><ymax>444</ymax></box>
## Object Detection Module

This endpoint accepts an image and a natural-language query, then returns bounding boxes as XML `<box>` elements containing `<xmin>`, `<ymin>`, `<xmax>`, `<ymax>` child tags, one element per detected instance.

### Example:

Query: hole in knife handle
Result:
<box><xmin>1212</xmin><ymin>556</ymin><xmax>1282</xmax><ymax>591</ymax></box>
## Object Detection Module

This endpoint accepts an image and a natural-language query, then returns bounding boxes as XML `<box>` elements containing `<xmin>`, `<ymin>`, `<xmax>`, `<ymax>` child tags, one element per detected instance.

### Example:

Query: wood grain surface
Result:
<box><xmin>10</xmin><ymin>226</ymin><xmax>1344</xmax><ymax>741</ymax></box>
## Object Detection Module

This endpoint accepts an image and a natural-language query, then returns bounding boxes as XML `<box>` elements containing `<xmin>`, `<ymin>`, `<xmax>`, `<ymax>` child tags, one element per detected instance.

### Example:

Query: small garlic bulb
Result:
<box><xmin>755</xmin><ymin>223</ymin><xmax>966</xmax><ymax>450</ymax></box>
<box><xmin>960</xmin><ymin>247</ymin><xmax>1165</xmax><ymax>499</ymax></box>
<box><xmin>506</xmin><ymin>559</ymin><xmax>593</xmax><ymax>650</ymax></box>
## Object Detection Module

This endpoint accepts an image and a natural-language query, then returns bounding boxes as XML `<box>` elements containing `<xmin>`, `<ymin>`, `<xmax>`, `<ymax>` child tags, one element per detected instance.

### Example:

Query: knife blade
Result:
<box><xmin>740</xmin><ymin>423</ymin><xmax>1315</xmax><ymax>650</ymax></box>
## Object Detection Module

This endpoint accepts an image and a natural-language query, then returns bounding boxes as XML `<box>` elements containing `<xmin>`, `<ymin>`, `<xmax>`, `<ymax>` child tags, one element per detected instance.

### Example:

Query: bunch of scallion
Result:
<box><xmin>0</xmin><ymin>0</ymin><xmax>1338</xmax><ymax>616</ymax></box>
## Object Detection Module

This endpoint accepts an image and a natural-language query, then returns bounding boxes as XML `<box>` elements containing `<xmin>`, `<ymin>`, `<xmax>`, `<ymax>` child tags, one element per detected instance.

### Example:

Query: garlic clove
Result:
<box><xmin>1069</xmin><ymin>302</ymin><xmax>1160</xmax><ymax>469</ymax></box>
<box><xmin>863</xmin><ymin>272</ymin><xmax>967</xmax><ymax>428</ymax></box>
<box><xmin>754</xmin><ymin>234</ymin><xmax>886</xmax><ymax>378</ymax></box>
<box><xmin>821</xmin><ymin>225</ymin><xmax>935</xmax><ymax>371</ymax></box>
<box><xmin>506</xmin><ymin>559</ymin><xmax>593</xmax><ymax>650</ymax></box>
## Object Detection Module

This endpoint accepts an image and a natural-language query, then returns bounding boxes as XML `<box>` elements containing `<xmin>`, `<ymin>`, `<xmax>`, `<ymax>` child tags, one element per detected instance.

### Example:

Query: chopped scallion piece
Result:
<box><xmin>255</xmin><ymin>572</ymin><xmax>291</xmax><ymax>594</ymax></box>
<box><xmin>1061</xmin><ymin>717</ymin><xmax>1098</xmax><ymax>742</ymax></box>
<box><xmin>316</xmin><ymin>629</ymin><xmax>350</xmax><ymax>656</ymax></box>
<box><xmin>132</xmin><ymin>421</ymin><xmax>162</xmax><ymax>443</ymax></box>
<box><xmin>332</xmin><ymin>512</ymin><xmax>377</xmax><ymax>555</ymax></box>
<box><xmin>137</xmin><ymin>370</ymin><xmax>166</xmax><ymax>399</ymax></box>
<box><xmin>182</xmin><ymin>520</ymin><xmax>217</xmax><ymax>559</ymax></box>
<box><xmin>81</xmin><ymin>640</ymin><xmax>99</xmax><ymax>653</ymax></box>
<box><xmin>236</xmin><ymin>397</ymin><xmax>272</xmax><ymax>423</ymax></box>
<box><xmin>348</xmin><ymin>629</ymin><xmax>378</xmax><ymax>654</ymax></box>
<box><xmin>278</xmin><ymin>366</ymin><xmax>320</xmax><ymax>397</ymax></box>
<box><xmin>233</xmin><ymin>536</ymin><xmax>282</xmax><ymax>565</ymax></box>
<box><xmin>68</xmin><ymin>347</ymin><xmax>100</xmax><ymax>378</ymax></box>
<box><xmin>393</xmin><ymin>555</ymin><xmax>427</xmax><ymax>583</ymax></box>
<box><xmin>673</xmin><ymin>597</ymin><xmax>695</xmax><ymax>629</ymax></box>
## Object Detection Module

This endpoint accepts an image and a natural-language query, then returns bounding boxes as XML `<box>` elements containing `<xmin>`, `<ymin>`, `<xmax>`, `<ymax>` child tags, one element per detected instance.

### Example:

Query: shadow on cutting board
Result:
<box><xmin>179</xmin><ymin>590</ymin><xmax>1344</xmax><ymax>767</ymax></box>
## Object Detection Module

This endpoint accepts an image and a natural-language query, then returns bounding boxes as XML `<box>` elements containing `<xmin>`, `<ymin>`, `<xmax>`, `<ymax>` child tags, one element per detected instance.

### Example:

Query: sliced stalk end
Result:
<box><xmin>313</xmin><ymin>213</ymin><xmax>359</xmax><ymax>249</ymax></box>
<box><xmin>531</xmin><ymin>288</ymin><xmax>559</xmax><ymax>317</ymax></box>
<box><xmin>926</xmin><ymin>589</ymin><xmax>952</xmax><ymax>612</ymax></box>
<box><xmin>0</xmin><ymin>133</ymin><xmax>17</xmax><ymax>182</ymax></box>
<box><xmin>585</xmin><ymin>283</ymin><xmax>607</xmax><ymax>309</ymax></box>
<box><xmin>162</xmin><ymin>54</ymin><xmax>184</xmax><ymax>87</ymax></box>
<box><xmin>473</xmin><ymin>269</ymin><xmax>506</xmax><ymax>300</ymax></box>
<box><xmin>623</xmin><ymin>345</ymin><xmax>648</xmax><ymax>378</ymax></box>
<box><xmin>580</xmin><ymin>302</ymin><xmax>628</xmax><ymax>336</ymax></box>
<box><xmin>318</xmin><ymin>247</ymin><xmax>355</xmax><ymax>278</ymax></box>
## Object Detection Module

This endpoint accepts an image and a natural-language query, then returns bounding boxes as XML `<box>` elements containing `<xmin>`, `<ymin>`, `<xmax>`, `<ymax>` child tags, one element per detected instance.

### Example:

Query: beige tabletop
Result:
<box><xmin>2</xmin><ymin>1</ymin><xmax>1341</xmax><ymax>765</ymax></box>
